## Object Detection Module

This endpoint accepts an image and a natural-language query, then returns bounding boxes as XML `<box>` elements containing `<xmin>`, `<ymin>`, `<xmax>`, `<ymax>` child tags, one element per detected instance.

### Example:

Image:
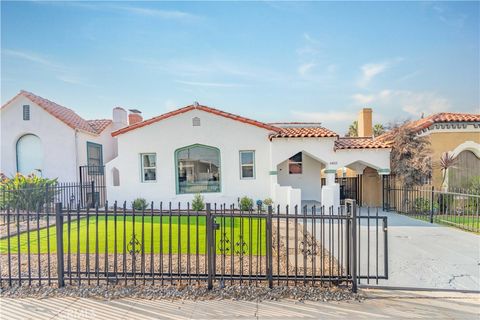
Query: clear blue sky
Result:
<box><xmin>1</xmin><ymin>1</ymin><xmax>479</xmax><ymax>133</ymax></box>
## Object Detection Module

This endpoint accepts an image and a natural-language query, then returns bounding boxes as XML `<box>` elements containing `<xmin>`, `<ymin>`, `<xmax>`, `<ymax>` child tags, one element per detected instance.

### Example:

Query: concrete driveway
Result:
<box><xmin>302</xmin><ymin>204</ymin><xmax>480</xmax><ymax>291</ymax></box>
<box><xmin>357</xmin><ymin>209</ymin><xmax>480</xmax><ymax>291</ymax></box>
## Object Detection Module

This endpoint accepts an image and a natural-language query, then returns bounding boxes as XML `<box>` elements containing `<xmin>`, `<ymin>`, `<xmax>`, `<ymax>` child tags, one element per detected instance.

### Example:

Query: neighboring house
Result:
<box><xmin>106</xmin><ymin>105</ymin><xmax>391</xmax><ymax>209</ymax></box>
<box><xmin>377</xmin><ymin>112</ymin><xmax>480</xmax><ymax>191</ymax></box>
<box><xmin>0</xmin><ymin>90</ymin><xmax>131</xmax><ymax>182</ymax></box>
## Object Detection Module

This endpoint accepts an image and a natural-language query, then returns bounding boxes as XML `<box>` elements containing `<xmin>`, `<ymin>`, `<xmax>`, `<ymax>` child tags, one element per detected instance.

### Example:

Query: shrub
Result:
<box><xmin>239</xmin><ymin>196</ymin><xmax>254</xmax><ymax>211</ymax></box>
<box><xmin>132</xmin><ymin>198</ymin><xmax>148</xmax><ymax>211</ymax></box>
<box><xmin>263</xmin><ymin>198</ymin><xmax>273</xmax><ymax>207</ymax></box>
<box><xmin>192</xmin><ymin>193</ymin><xmax>205</xmax><ymax>211</ymax></box>
<box><xmin>0</xmin><ymin>173</ymin><xmax>57</xmax><ymax>210</ymax></box>
<box><xmin>413</xmin><ymin>197</ymin><xmax>435</xmax><ymax>213</ymax></box>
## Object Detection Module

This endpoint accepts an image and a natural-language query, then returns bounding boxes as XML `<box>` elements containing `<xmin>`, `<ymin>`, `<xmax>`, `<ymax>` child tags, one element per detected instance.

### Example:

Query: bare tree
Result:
<box><xmin>390</xmin><ymin>124</ymin><xmax>432</xmax><ymax>188</ymax></box>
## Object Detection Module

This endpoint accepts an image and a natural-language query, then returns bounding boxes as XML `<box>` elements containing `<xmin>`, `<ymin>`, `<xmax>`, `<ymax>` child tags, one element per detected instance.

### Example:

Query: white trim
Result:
<box><xmin>239</xmin><ymin>150</ymin><xmax>255</xmax><ymax>180</ymax></box>
<box><xmin>450</xmin><ymin>141</ymin><xmax>480</xmax><ymax>159</ymax></box>
<box><xmin>140</xmin><ymin>153</ymin><xmax>157</xmax><ymax>183</ymax></box>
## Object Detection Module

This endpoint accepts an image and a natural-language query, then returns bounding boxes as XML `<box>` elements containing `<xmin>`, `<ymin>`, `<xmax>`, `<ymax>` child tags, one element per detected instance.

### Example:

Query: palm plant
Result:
<box><xmin>347</xmin><ymin>121</ymin><xmax>358</xmax><ymax>137</ymax></box>
<box><xmin>373</xmin><ymin>124</ymin><xmax>385</xmax><ymax>137</ymax></box>
<box><xmin>439</xmin><ymin>152</ymin><xmax>457</xmax><ymax>189</ymax></box>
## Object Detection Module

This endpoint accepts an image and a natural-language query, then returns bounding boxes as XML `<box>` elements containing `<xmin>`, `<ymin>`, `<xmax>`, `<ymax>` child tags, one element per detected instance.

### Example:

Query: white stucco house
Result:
<box><xmin>106</xmin><ymin>104</ymin><xmax>392</xmax><ymax>210</ymax></box>
<box><xmin>0</xmin><ymin>90</ymin><xmax>134</xmax><ymax>182</ymax></box>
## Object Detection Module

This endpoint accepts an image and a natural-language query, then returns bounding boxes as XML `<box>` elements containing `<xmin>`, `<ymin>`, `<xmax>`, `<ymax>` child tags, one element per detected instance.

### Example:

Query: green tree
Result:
<box><xmin>373</xmin><ymin>124</ymin><xmax>385</xmax><ymax>137</ymax></box>
<box><xmin>347</xmin><ymin>121</ymin><xmax>385</xmax><ymax>137</ymax></box>
<box><xmin>347</xmin><ymin>121</ymin><xmax>358</xmax><ymax>137</ymax></box>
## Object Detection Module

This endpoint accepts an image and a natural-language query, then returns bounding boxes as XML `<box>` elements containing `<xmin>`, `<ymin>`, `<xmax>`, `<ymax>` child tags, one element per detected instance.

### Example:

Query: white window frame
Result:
<box><xmin>288</xmin><ymin>152</ymin><xmax>303</xmax><ymax>175</ymax></box>
<box><xmin>140</xmin><ymin>153</ymin><xmax>157</xmax><ymax>183</ymax></box>
<box><xmin>239</xmin><ymin>150</ymin><xmax>255</xmax><ymax>180</ymax></box>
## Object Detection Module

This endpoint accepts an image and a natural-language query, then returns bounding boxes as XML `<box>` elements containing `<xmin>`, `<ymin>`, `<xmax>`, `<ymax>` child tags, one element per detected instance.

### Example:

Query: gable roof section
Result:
<box><xmin>376</xmin><ymin>112</ymin><xmax>480</xmax><ymax>143</ymax></box>
<box><xmin>1</xmin><ymin>90</ymin><xmax>112</xmax><ymax>135</ymax></box>
<box><xmin>270</xmin><ymin>126</ymin><xmax>338</xmax><ymax>139</ymax></box>
<box><xmin>111</xmin><ymin>104</ymin><xmax>282</xmax><ymax>137</ymax></box>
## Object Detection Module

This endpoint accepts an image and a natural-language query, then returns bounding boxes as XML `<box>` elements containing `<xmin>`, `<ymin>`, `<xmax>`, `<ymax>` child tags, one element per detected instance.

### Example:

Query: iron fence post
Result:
<box><xmin>55</xmin><ymin>202</ymin><xmax>65</xmax><ymax>287</ymax></box>
<box><xmin>206</xmin><ymin>203</ymin><xmax>214</xmax><ymax>290</ymax></box>
<box><xmin>430</xmin><ymin>186</ymin><xmax>434</xmax><ymax>224</ymax></box>
<box><xmin>90</xmin><ymin>180</ymin><xmax>95</xmax><ymax>208</ymax></box>
<box><xmin>266</xmin><ymin>205</ymin><xmax>273</xmax><ymax>289</ymax></box>
<box><xmin>350</xmin><ymin>200</ymin><xmax>358</xmax><ymax>293</ymax></box>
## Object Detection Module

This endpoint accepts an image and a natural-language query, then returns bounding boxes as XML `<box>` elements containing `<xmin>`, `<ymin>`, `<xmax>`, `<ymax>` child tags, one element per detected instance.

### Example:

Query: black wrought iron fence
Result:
<box><xmin>0</xmin><ymin>181</ymin><xmax>105</xmax><ymax>213</ymax></box>
<box><xmin>0</xmin><ymin>200</ymin><xmax>387</xmax><ymax>292</ymax></box>
<box><xmin>383</xmin><ymin>184</ymin><xmax>480</xmax><ymax>233</ymax></box>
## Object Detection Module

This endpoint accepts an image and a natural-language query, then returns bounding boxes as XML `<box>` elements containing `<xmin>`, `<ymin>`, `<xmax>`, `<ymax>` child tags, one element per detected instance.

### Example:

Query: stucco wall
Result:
<box><xmin>271</xmin><ymin>138</ymin><xmax>391</xmax><ymax>173</ymax></box>
<box><xmin>428</xmin><ymin>131</ymin><xmax>480</xmax><ymax>188</ymax></box>
<box><xmin>106</xmin><ymin>109</ymin><xmax>273</xmax><ymax>206</ymax></box>
<box><xmin>1</xmin><ymin>96</ymin><xmax>116</xmax><ymax>182</ymax></box>
<box><xmin>0</xmin><ymin>96</ymin><xmax>77</xmax><ymax>181</ymax></box>
<box><xmin>76</xmin><ymin>124</ymin><xmax>116</xmax><ymax>167</ymax></box>
<box><xmin>277</xmin><ymin>152</ymin><xmax>323</xmax><ymax>201</ymax></box>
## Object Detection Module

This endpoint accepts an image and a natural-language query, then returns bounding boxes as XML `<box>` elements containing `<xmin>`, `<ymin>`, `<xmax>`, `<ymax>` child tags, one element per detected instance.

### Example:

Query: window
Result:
<box><xmin>23</xmin><ymin>105</ymin><xmax>30</xmax><ymax>120</ymax></box>
<box><xmin>240</xmin><ymin>151</ymin><xmax>255</xmax><ymax>179</ymax></box>
<box><xmin>141</xmin><ymin>153</ymin><xmax>157</xmax><ymax>182</ymax></box>
<box><xmin>288</xmin><ymin>152</ymin><xmax>302</xmax><ymax>174</ymax></box>
<box><xmin>86</xmin><ymin>142</ymin><xmax>103</xmax><ymax>174</ymax></box>
<box><xmin>176</xmin><ymin>144</ymin><xmax>220</xmax><ymax>194</ymax></box>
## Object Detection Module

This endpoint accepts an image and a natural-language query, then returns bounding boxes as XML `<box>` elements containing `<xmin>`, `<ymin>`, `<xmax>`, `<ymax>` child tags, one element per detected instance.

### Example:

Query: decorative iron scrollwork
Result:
<box><xmin>127</xmin><ymin>233</ymin><xmax>142</xmax><ymax>255</ymax></box>
<box><xmin>235</xmin><ymin>236</ymin><xmax>248</xmax><ymax>255</ymax></box>
<box><xmin>300</xmin><ymin>233</ymin><xmax>317</xmax><ymax>257</ymax></box>
<box><xmin>218</xmin><ymin>231</ymin><xmax>230</xmax><ymax>254</ymax></box>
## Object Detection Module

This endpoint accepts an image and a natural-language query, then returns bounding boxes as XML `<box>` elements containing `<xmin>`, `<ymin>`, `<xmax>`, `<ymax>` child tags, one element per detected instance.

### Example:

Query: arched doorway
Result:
<box><xmin>16</xmin><ymin>134</ymin><xmax>43</xmax><ymax>176</ymax></box>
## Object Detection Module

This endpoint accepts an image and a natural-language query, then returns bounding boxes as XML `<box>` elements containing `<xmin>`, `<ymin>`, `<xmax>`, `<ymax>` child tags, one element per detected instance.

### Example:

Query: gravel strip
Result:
<box><xmin>0</xmin><ymin>284</ymin><xmax>361</xmax><ymax>302</ymax></box>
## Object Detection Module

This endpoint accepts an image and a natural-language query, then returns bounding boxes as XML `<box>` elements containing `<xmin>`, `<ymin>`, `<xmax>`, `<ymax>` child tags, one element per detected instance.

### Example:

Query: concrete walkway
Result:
<box><xmin>0</xmin><ymin>289</ymin><xmax>478</xmax><ymax>319</ymax></box>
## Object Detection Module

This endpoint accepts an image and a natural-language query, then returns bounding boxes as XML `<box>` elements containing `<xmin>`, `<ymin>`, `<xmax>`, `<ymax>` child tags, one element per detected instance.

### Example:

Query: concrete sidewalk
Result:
<box><xmin>0</xmin><ymin>289</ymin><xmax>478</xmax><ymax>319</ymax></box>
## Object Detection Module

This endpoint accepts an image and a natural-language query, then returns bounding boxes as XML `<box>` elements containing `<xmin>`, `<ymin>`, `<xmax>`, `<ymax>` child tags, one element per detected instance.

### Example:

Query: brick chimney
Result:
<box><xmin>358</xmin><ymin>108</ymin><xmax>373</xmax><ymax>137</ymax></box>
<box><xmin>128</xmin><ymin>109</ymin><xmax>143</xmax><ymax>125</ymax></box>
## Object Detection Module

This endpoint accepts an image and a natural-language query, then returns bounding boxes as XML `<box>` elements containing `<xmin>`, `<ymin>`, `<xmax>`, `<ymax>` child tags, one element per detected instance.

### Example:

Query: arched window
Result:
<box><xmin>175</xmin><ymin>144</ymin><xmax>221</xmax><ymax>194</ymax></box>
<box><xmin>448</xmin><ymin>150</ymin><xmax>480</xmax><ymax>189</ymax></box>
<box><xmin>16</xmin><ymin>134</ymin><xmax>43</xmax><ymax>175</ymax></box>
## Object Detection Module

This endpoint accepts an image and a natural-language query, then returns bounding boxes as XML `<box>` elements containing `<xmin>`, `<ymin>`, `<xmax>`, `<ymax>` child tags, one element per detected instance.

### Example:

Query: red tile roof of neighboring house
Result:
<box><xmin>376</xmin><ymin>112</ymin><xmax>480</xmax><ymax>143</ymax></box>
<box><xmin>111</xmin><ymin>104</ymin><xmax>282</xmax><ymax>137</ymax></box>
<box><xmin>270</xmin><ymin>126</ymin><xmax>338</xmax><ymax>139</ymax></box>
<box><xmin>334</xmin><ymin>137</ymin><xmax>391</xmax><ymax>150</ymax></box>
<box><xmin>1</xmin><ymin>90</ymin><xmax>111</xmax><ymax>134</ymax></box>
<box><xmin>87</xmin><ymin>119</ymin><xmax>112</xmax><ymax>133</ymax></box>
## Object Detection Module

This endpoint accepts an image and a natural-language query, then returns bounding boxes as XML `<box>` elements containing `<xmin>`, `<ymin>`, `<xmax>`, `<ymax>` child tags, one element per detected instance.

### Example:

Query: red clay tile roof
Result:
<box><xmin>270</xmin><ymin>126</ymin><xmax>338</xmax><ymax>139</ymax></box>
<box><xmin>1</xmin><ymin>90</ymin><xmax>111</xmax><ymax>134</ymax></box>
<box><xmin>87</xmin><ymin>119</ymin><xmax>112</xmax><ymax>133</ymax></box>
<box><xmin>376</xmin><ymin>112</ymin><xmax>480</xmax><ymax>143</ymax></box>
<box><xmin>111</xmin><ymin>104</ymin><xmax>282</xmax><ymax>137</ymax></box>
<box><xmin>334</xmin><ymin>137</ymin><xmax>391</xmax><ymax>150</ymax></box>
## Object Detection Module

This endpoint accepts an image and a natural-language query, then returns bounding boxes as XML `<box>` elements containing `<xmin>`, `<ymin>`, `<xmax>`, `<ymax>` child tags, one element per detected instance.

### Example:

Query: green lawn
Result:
<box><xmin>0</xmin><ymin>215</ymin><xmax>266</xmax><ymax>255</ymax></box>
<box><xmin>434</xmin><ymin>215</ymin><xmax>479</xmax><ymax>231</ymax></box>
<box><xmin>407</xmin><ymin>213</ymin><xmax>479</xmax><ymax>233</ymax></box>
